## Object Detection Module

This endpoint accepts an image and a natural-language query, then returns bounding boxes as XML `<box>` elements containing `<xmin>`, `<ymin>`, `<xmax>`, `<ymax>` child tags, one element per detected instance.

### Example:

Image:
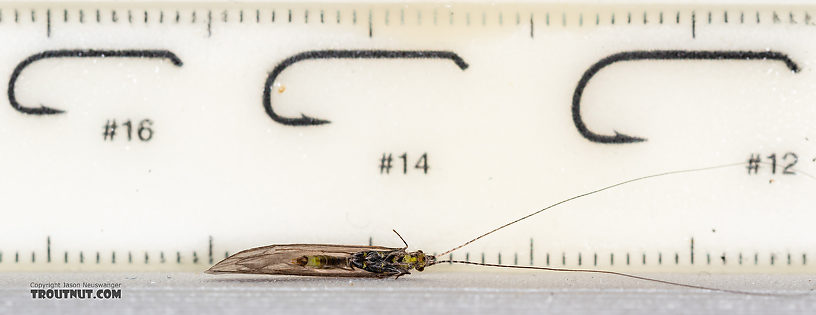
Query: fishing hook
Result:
<box><xmin>8</xmin><ymin>49</ymin><xmax>183</xmax><ymax>115</ymax></box>
<box><xmin>572</xmin><ymin>50</ymin><xmax>800</xmax><ymax>144</ymax></box>
<box><xmin>263</xmin><ymin>49</ymin><xmax>469</xmax><ymax>126</ymax></box>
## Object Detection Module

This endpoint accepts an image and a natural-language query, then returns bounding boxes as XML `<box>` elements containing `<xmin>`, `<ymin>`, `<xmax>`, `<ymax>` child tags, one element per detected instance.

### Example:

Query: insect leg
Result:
<box><xmin>393</xmin><ymin>271</ymin><xmax>411</xmax><ymax>279</ymax></box>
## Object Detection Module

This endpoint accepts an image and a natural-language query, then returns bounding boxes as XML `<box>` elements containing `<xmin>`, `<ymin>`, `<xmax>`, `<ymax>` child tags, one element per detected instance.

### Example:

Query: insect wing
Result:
<box><xmin>206</xmin><ymin>244</ymin><xmax>399</xmax><ymax>277</ymax></box>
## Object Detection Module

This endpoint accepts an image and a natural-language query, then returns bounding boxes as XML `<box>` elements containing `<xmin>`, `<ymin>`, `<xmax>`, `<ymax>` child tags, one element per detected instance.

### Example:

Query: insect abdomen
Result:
<box><xmin>293</xmin><ymin>255</ymin><xmax>350</xmax><ymax>269</ymax></box>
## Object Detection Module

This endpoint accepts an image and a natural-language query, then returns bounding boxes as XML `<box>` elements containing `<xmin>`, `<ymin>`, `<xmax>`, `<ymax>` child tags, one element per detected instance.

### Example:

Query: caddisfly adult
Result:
<box><xmin>206</xmin><ymin>162</ymin><xmax>812</xmax><ymax>295</ymax></box>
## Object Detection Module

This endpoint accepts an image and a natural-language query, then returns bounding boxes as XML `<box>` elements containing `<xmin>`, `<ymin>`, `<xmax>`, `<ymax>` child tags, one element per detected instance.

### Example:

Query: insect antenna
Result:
<box><xmin>392</xmin><ymin>229</ymin><xmax>408</xmax><ymax>249</ymax></box>
<box><xmin>438</xmin><ymin>260</ymin><xmax>809</xmax><ymax>297</ymax></box>
<box><xmin>438</xmin><ymin>162</ymin><xmax>751</xmax><ymax>257</ymax></box>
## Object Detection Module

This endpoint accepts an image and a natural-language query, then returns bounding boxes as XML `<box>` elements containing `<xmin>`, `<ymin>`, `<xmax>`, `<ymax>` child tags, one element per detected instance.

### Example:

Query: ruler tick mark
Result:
<box><xmin>690</xmin><ymin>237</ymin><xmax>694</xmax><ymax>264</ymax></box>
<box><xmin>692</xmin><ymin>11</ymin><xmax>696</xmax><ymax>38</ymax></box>
<box><xmin>529</xmin><ymin>238</ymin><xmax>534</xmax><ymax>265</ymax></box>
<box><xmin>529</xmin><ymin>15</ymin><xmax>534</xmax><ymax>38</ymax></box>
<box><xmin>207</xmin><ymin>10</ymin><xmax>212</xmax><ymax>37</ymax></box>
<box><xmin>208</xmin><ymin>235</ymin><xmax>213</xmax><ymax>264</ymax></box>
<box><xmin>368</xmin><ymin>9</ymin><xmax>372</xmax><ymax>36</ymax></box>
<box><xmin>46</xmin><ymin>9</ymin><xmax>51</xmax><ymax>38</ymax></box>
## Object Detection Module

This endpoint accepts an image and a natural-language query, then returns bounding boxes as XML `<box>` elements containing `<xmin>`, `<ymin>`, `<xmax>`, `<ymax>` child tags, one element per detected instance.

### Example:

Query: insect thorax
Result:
<box><xmin>350</xmin><ymin>250</ymin><xmax>429</xmax><ymax>275</ymax></box>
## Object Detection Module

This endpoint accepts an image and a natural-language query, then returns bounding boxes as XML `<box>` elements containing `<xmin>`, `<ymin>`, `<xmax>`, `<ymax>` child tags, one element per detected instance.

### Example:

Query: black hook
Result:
<box><xmin>263</xmin><ymin>50</ymin><xmax>469</xmax><ymax>126</ymax></box>
<box><xmin>8</xmin><ymin>49</ymin><xmax>183</xmax><ymax>115</ymax></box>
<box><xmin>572</xmin><ymin>50</ymin><xmax>800</xmax><ymax>144</ymax></box>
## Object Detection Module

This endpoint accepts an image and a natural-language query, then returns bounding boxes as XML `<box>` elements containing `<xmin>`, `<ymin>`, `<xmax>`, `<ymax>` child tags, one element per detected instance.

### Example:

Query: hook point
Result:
<box><xmin>613</xmin><ymin>131</ymin><xmax>646</xmax><ymax>143</ymax></box>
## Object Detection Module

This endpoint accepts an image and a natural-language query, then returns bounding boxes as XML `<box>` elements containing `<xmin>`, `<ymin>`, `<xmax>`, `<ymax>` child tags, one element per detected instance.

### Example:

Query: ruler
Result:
<box><xmin>0</xmin><ymin>2</ymin><xmax>814</xmax><ymax>272</ymax></box>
